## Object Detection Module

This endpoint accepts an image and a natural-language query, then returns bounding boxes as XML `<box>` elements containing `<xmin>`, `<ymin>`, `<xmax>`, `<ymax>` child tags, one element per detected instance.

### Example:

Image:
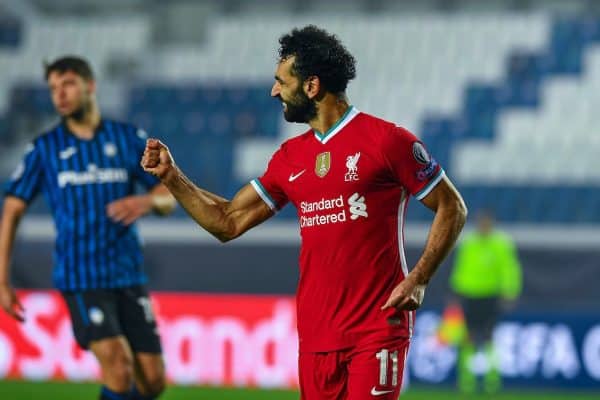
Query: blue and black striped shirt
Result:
<box><xmin>5</xmin><ymin>119</ymin><xmax>159</xmax><ymax>291</ymax></box>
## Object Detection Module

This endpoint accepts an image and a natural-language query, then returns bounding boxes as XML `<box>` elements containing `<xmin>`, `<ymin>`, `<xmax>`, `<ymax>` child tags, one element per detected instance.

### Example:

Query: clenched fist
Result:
<box><xmin>141</xmin><ymin>139</ymin><xmax>176</xmax><ymax>181</ymax></box>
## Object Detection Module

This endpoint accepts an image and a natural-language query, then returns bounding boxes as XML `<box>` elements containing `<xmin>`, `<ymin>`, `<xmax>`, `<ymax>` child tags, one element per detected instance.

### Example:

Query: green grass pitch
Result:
<box><xmin>0</xmin><ymin>380</ymin><xmax>598</xmax><ymax>399</ymax></box>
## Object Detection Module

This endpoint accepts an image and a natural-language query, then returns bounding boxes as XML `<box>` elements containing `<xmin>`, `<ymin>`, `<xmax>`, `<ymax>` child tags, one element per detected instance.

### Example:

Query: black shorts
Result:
<box><xmin>62</xmin><ymin>285</ymin><xmax>162</xmax><ymax>353</ymax></box>
<box><xmin>459</xmin><ymin>296</ymin><xmax>501</xmax><ymax>346</ymax></box>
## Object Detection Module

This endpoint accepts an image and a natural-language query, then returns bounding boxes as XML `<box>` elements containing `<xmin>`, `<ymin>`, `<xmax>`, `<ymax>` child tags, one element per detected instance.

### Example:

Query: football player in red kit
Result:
<box><xmin>142</xmin><ymin>25</ymin><xmax>467</xmax><ymax>400</ymax></box>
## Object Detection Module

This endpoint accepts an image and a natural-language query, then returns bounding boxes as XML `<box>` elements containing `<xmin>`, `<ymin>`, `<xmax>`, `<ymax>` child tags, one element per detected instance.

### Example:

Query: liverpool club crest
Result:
<box><xmin>315</xmin><ymin>152</ymin><xmax>331</xmax><ymax>178</ymax></box>
<box><xmin>344</xmin><ymin>152</ymin><xmax>360</xmax><ymax>181</ymax></box>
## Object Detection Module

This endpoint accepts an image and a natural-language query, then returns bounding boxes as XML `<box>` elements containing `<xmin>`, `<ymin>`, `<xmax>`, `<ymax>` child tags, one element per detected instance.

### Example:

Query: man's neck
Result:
<box><xmin>309</xmin><ymin>95</ymin><xmax>350</xmax><ymax>135</ymax></box>
<box><xmin>65</xmin><ymin>108</ymin><xmax>101</xmax><ymax>140</ymax></box>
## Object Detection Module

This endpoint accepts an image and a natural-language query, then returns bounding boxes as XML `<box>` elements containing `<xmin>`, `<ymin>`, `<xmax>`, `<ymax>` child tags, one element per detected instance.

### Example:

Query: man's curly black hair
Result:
<box><xmin>278</xmin><ymin>25</ymin><xmax>356</xmax><ymax>95</ymax></box>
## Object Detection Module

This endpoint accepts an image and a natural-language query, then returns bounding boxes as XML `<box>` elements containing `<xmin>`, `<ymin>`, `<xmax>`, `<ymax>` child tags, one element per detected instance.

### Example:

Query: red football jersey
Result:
<box><xmin>251</xmin><ymin>107</ymin><xmax>444</xmax><ymax>353</ymax></box>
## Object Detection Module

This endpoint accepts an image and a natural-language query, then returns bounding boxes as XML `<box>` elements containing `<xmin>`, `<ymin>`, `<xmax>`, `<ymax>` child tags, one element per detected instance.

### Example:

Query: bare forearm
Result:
<box><xmin>142</xmin><ymin>139</ymin><xmax>272</xmax><ymax>241</ymax></box>
<box><xmin>162</xmin><ymin>167</ymin><xmax>233</xmax><ymax>240</ymax></box>
<box><xmin>0</xmin><ymin>211</ymin><xmax>22</xmax><ymax>284</ymax></box>
<box><xmin>412</xmin><ymin>203</ymin><xmax>466</xmax><ymax>285</ymax></box>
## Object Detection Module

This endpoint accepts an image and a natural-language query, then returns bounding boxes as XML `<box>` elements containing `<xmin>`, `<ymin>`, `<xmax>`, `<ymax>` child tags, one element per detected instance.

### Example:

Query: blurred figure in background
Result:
<box><xmin>0</xmin><ymin>56</ymin><xmax>175</xmax><ymax>400</ymax></box>
<box><xmin>449</xmin><ymin>210</ymin><xmax>522</xmax><ymax>394</ymax></box>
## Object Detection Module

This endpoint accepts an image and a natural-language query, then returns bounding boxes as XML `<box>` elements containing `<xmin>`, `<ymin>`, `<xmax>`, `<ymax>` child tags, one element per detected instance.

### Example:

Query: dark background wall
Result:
<box><xmin>11</xmin><ymin>240</ymin><xmax>600</xmax><ymax>312</ymax></box>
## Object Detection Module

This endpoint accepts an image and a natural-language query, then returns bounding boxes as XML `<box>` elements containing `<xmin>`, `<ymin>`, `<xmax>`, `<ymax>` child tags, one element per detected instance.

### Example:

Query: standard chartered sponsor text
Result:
<box><xmin>300</xmin><ymin>195</ymin><xmax>344</xmax><ymax>213</ymax></box>
<box><xmin>300</xmin><ymin>195</ymin><xmax>345</xmax><ymax>228</ymax></box>
<box><xmin>300</xmin><ymin>195</ymin><xmax>347</xmax><ymax>228</ymax></box>
<box><xmin>300</xmin><ymin>210</ymin><xmax>347</xmax><ymax>227</ymax></box>
<box><xmin>299</xmin><ymin>194</ymin><xmax>367</xmax><ymax>228</ymax></box>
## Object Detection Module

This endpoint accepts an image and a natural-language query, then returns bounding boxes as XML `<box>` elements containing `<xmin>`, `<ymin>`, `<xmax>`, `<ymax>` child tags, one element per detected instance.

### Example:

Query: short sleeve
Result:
<box><xmin>382</xmin><ymin>126</ymin><xmax>445</xmax><ymax>200</ymax></box>
<box><xmin>250</xmin><ymin>146</ymin><xmax>289</xmax><ymax>211</ymax></box>
<box><xmin>130</xmin><ymin>127</ymin><xmax>160</xmax><ymax>190</ymax></box>
<box><xmin>4</xmin><ymin>142</ymin><xmax>44</xmax><ymax>203</ymax></box>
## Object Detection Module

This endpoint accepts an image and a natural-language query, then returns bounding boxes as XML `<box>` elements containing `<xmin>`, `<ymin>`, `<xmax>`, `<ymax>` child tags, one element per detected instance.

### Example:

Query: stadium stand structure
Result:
<box><xmin>0</xmin><ymin>14</ymin><xmax>21</xmax><ymax>48</ymax></box>
<box><xmin>423</xmin><ymin>16</ymin><xmax>600</xmax><ymax>223</ymax></box>
<box><xmin>127</xmin><ymin>84</ymin><xmax>280</xmax><ymax>198</ymax></box>
<box><xmin>1</xmin><ymin>13</ymin><xmax>598</xmax><ymax>223</ymax></box>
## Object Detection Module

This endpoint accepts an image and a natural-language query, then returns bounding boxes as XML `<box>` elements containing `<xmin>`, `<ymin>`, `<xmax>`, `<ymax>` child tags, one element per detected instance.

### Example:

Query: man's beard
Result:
<box><xmin>62</xmin><ymin>98</ymin><xmax>91</xmax><ymax>122</ymax></box>
<box><xmin>282</xmin><ymin>89</ymin><xmax>317</xmax><ymax>123</ymax></box>
<box><xmin>65</xmin><ymin>106</ymin><xmax>87</xmax><ymax>121</ymax></box>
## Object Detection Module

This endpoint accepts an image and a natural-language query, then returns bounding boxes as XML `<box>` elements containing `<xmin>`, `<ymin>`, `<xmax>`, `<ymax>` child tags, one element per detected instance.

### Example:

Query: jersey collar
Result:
<box><xmin>61</xmin><ymin>118</ymin><xmax>105</xmax><ymax>142</ymax></box>
<box><xmin>313</xmin><ymin>106</ymin><xmax>359</xmax><ymax>144</ymax></box>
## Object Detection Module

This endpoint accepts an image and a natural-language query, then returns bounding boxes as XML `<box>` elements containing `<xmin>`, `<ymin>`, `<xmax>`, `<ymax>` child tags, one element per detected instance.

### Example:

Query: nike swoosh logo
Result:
<box><xmin>370</xmin><ymin>387</ymin><xmax>394</xmax><ymax>396</ymax></box>
<box><xmin>288</xmin><ymin>169</ymin><xmax>306</xmax><ymax>182</ymax></box>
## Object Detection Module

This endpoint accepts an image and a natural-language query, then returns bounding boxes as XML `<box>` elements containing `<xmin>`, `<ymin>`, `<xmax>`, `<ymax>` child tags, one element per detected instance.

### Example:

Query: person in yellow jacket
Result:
<box><xmin>448</xmin><ymin>210</ymin><xmax>522</xmax><ymax>394</ymax></box>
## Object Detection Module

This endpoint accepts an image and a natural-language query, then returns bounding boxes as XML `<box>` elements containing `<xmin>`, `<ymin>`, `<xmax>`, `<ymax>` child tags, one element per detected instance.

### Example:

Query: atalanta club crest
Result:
<box><xmin>315</xmin><ymin>152</ymin><xmax>331</xmax><ymax>178</ymax></box>
<box><xmin>104</xmin><ymin>142</ymin><xmax>117</xmax><ymax>157</ymax></box>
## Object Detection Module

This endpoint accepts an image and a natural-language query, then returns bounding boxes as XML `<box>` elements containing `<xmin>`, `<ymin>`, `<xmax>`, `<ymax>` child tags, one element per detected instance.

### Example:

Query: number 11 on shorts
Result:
<box><xmin>375</xmin><ymin>349</ymin><xmax>399</xmax><ymax>386</ymax></box>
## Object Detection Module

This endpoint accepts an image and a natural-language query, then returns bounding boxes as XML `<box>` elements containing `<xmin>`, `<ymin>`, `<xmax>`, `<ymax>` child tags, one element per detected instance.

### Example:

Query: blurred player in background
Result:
<box><xmin>449</xmin><ymin>210</ymin><xmax>522</xmax><ymax>394</ymax></box>
<box><xmin>0</xmin><ymin>56</ymin><xmax>176</xmax><ymax>400</ymax></box>
<box><xmin>142</xmin><ymin>26</ymin><xmax>467</xmax><ymax>399</ymax></box>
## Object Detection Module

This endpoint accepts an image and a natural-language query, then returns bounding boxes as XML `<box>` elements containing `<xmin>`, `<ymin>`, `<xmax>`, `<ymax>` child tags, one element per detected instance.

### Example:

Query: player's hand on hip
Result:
<box><xmin>106</xmin><ymin>195</ymin><xmax>153</xmax><ymax>226</ymax></box>
<box><xmin>141</xmin><ymin>138</ymin><xmax>176</xmax><ymax>181</ymax></box>
<box><xmin>0</xmin><ymin>283</ymin><xmax>25</xmax><ymax>322</ymax></box>
<box><xmin>381</xmin><ymin>274</ymin><xmax>426</xmax><ymax>311</ymax></box>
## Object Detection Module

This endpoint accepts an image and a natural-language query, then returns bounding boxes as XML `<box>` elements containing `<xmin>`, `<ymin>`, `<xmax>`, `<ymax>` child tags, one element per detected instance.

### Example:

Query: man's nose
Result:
<box><xmin>271</xmin><ymin>82</ymin><xmax>280</xmax><ymax>97</ymax></box>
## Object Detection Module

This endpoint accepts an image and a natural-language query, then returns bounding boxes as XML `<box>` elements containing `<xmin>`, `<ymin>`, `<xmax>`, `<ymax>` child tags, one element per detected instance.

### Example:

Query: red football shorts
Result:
<box><xmin>299</xmin><ymin>338</ymin><xmax>409</xmax><ymax>400</ymax></box>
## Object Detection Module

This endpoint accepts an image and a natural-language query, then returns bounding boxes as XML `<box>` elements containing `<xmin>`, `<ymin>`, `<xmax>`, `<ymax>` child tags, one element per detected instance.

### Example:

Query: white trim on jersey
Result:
<box><xmin>250</xmin><ymin>179</ymin><xmax>277</xmax><ymax>211</ymax></box>
<box><xmin>415</xmin><ymin>169</ymin><xmax>446</xmax><ymax>201</ymax></box>
<box><xmin>396</xmin><ymin>190</ymin><xmax>413</xmax><ymax>337</ymax></box>
<box><xmin>314</xmin><ymin>106</ymin><xmax>360</xmax><ymax>145</ymax></box>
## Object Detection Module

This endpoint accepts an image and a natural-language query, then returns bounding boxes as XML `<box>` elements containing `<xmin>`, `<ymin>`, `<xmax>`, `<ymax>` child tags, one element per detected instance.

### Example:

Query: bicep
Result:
<box><xmin>227</xmin><ymin>183</ymin><xmax>275</xmax><ymax>237</ymax></box>
<box><xmin>2</xmin><ymin>196</ymin><xmax>28</xmax><ymax>217</ymax></box>
<box><xmin>1</xmin><ymin>196</ymin><xmax>28</xmax><ymax>232</ymax></box>
<box><xmin>420</xmin><ymin>176</ymin><xmax>466</xmax><ymax>213</ymax></box>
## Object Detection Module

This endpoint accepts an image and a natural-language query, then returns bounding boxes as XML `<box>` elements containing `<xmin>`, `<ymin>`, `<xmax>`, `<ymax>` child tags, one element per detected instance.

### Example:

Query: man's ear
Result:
<box><xmin>87</xmin><ymin>79</ymin><xmax>97</xmax><ymax>95</ymax></box>
<box><xmin>304</xmin><ymin>76</ymin><xmax>321</xmax><ymax>99</ymax></box>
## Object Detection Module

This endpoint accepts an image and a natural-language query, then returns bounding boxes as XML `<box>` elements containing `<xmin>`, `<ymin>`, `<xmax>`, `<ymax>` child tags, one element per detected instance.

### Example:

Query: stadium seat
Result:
<box><xmin>0</xmin><ymin>16</ymin><xmax>22</xmax><ymax>48</ymax></box>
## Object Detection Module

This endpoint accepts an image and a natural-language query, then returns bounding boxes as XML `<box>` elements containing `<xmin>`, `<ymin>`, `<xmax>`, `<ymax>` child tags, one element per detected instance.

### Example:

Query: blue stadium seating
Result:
<box><xmin>11</xmin><ymin>85</ymin><xmax>54</xmax><ymax>114</ymax></box>
<box><xmin>3</xmin><ymin>17</ymin><xmax>599</xmax><ymax>223</ymax></box>
<box><xmin>0</xmin><ymin>16</ymin><xmax>22</xmax><ymax>48</ymax></box>
<box><xmin>127</xmin><ymin>84</ymin><xmax>280</xmax><ymax>204</ymax></box>
<box><xmin>421</xmin><ymin>16</ymin><xmax>600</xmax><ymax>224</ymax></box>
